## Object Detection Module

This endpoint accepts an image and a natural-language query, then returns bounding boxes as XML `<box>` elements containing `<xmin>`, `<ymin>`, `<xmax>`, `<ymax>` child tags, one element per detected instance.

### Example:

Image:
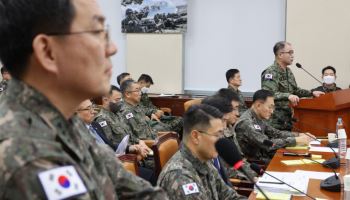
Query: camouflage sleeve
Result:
<box><xmin>122</xmin><ymin>110</ymin><xmax>156</xmax><ymax>141</ymax></box>
<box><xmin>235</xmin><ymin>120</ymin><xmax>271</xmax><ymax>152</ymax></box>
<box><xmin>214</xmin><ymin>167</ymin><xmax>247</xmax><ymax>200</ymax></box>
<box><xmin>264</xmin><ymin>124</ymin><xmax>296</xmax><ymax>148</ymax></box>
<box><xmin>294</xmin><ymin>86</ymin><xmax>312</xmax><ymax>98</ymax></box>
<box><xmin>142</xmin><ymin>105</ymin><xmax>157</xmax><ymax>117</ymax></box>
<box><xmin>261</xmin><ymin>69</ymin><xmax>290</xmax><ymax>101</ymax></box>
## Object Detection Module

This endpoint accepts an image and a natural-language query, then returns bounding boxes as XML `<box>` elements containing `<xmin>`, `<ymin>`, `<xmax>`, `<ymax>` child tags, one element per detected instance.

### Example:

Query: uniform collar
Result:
<box><xmin>7</xmin><ymin>79</ymin><xmax>85</xmax><ymax>160</ymax></box>
<box><xmin>180</xmin><ymin>144</ymin><xmax>211</xmax><ymax>175</ymax></box>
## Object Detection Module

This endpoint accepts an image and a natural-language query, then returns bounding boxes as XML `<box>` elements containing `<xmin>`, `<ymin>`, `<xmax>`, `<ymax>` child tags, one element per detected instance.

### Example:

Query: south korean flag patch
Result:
<box><xmin>99</xmin><ymin>121</ymin><xmax>107</xmax><ymax>127</ymax></box>
<box><xmin>38</xmin><ymin>166</ymin><xmax>87</xmax><ymax>200</ymax></box>
<box><xmin>264</xmin><ymin>74</ymin><xmax>273</xmax><ymax>80</ymax></box>
<box><xmin>254</xmin><ymin>124</ymin><xmax>261</xmax><ymax>130</ymax></box>
<box><xmin>125</xmin><ymin>113</ymin><xmax>134</xmax><ymax>119</ymax></box>
<box><xmin>182</xmin><ymin>182</ymin><xmax>199</xmax><ymax>195</ymax></box>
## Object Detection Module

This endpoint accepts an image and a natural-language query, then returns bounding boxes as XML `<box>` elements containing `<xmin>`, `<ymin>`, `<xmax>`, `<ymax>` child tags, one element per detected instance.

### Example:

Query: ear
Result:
<box><xmin>190</xmin><ymin>130</ymin><xmax>201</xmax><ymax>145</ymax></box>
<box><xmin>32</xmin><ymin>34</ymin><xmax>59</xmax><ymax>74</ymax></box>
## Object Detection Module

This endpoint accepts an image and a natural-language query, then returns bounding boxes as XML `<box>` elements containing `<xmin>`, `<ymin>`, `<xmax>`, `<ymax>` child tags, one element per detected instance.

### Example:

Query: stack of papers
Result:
<box><xmin>256</xmin><ymin>172</ymin><xmax>309</xmax><ymax>196</ymax></box>
<box><xmin>309</xmin><ymin>146</ymin><xmax>338</xmax><ymax>153</ymax></box>
<box><xmin>256</xmin><ymin>191</ymin><xmax>291</xmax><ymax>200</ymax></box>
<box><xmin>281</xmin><ymin>159</ymin><xmax>325</xmax><ymax>166</ymax></box>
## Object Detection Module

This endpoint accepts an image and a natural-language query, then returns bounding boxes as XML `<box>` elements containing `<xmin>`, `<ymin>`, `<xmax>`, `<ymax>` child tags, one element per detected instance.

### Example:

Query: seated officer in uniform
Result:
<box><xmin>235</xmin><ymin>89</ymin><xmax>315</xmax><ymax>164</ymax></box>
<box><xmin>117</xmin><ymin>72</ymin><xmax>132</xmax><ymax>86</ymax></box>
<box><xmin>158</xmin><ymin>104</ymin><xmax>246</xmax><ymax>200</ymax></box>
<box><xmin>138</xmin><ymin>73</ymin><xmax>183</xmax><ymax>133</ymax></box>
<box><xmin>311</xmin><ymin>66</ymin><xmax>342</xmax><ymax>93</ymax></box>
<box><xmin>0</xmin><ymin>0</ymin><xmax>167</xmax><ymax>199</ymax></box>
<box><xmin>226</xmin><ymin>69</ymin><xmax>248</xmax><ymax>114</ymax></box>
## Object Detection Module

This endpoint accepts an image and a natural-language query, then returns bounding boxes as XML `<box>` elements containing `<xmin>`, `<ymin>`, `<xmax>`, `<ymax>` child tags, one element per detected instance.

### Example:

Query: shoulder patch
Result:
<box><xmin>38</xmin><ymin>166</ymin><xmax>87</xmax><ymax>200</ymax></box>
<box><xmin>182</xmin><ymin>182</ymin><xmax>199</xmax><ymax>195</ymax></box>
<box><xmin>264</xmin><ymin>74</ymin><xmax>273</xmax><ymax>80</ymax></box>
<box><xmin>253</xmin><ymin>124</ymin><xmax>261</xmax><ymax>130</ymax></box>
<box><xmin>125</xmin><ymin>113</ymin><xmax>134</xmax><ymax>119</ymax></box>
<box><xmin>98</xmin><ymin>121</ymin><xmax>107</xmax><ymax>127</ymax></box>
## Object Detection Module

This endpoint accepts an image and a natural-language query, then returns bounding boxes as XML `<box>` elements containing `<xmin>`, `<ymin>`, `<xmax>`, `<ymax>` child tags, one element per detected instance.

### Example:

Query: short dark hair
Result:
<box><xmin>108</xmin><ymin>85</ymin><xmax>120</xmax><ymax>95</ymax></box>
<box><xmin>225</xmin><ymin>69</ymin><xmax>240</xmax><ymax>83</ymax></box>
<box><xmin>202</xmin><ymin>96</ymin><xmax>233</xmax><ymax>114</ymax></box>
<box><xmin>253</xmin><ymin>89</ymin><xmax>274</xmax><ymax>103</ymax></box>
<box><xmin>273</xmin><ymin>41</ymin><xmax>290</xmax><ymax>56</ymax></box>
<box><xmin>183</xmin><ymin>104</ymin><xmax>223</xmax><ymax>139</ymax></box>
<box><xmin>120</xmin><ymin>79</ymin><xmax>135</xmax><ymax>96</ymax></box>
<box><xmin>322</xmin><ymin>66</ymin><xmax>336</xmax><ymax>75</ymax></box>
<box><xmin>0</xmin><ymin>0</ymin><xmax>76</xmax><ymax>79</ymax></box>
<box><xmin>1</xmin><ymin>66</ymin><xmax>9</xmax><ymax>75</ymax></box>
<box><xmin>117</xmin><ymin>72</ymin><xmax>130</xmax><ymax>85</ymax></box>
<box><xmin>215</xmin><ymin>88</ymin><xmax>240</xmax><ymax>103</ymax></box>
<box><xmin>138</xmin><ymin>74</ymin><xmax>154</xmax><ymax>84</ymax></box>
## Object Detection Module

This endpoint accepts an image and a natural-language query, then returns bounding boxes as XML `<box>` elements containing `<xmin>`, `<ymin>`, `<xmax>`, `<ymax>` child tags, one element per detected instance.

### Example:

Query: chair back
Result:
<box><xmin>184</xmin><ymin>98</ymin><xmax>202</xmax><ymax>112</ymax></box>
<box><xmin>118</xmin><ymin>154</ymin><xmax>139</xmax><ymax>176</ymax></box>
<box><xmin>152</xmin><ymin>132</ymin><xmax>180</xmax><ymax>177</ymax></box>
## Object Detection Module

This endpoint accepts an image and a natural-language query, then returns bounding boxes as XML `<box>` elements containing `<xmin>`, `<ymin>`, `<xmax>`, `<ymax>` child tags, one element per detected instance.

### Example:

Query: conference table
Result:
<box><xmin>248</xmin><ymin>141</ymin><xmax>345</xmax><ymax>199</ymax></box>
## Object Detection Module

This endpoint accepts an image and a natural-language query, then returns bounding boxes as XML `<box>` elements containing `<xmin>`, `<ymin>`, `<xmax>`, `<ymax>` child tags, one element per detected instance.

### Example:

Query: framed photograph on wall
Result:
<box><xmin>121</xmin><ymin>0</ymin><xmax>187</xmax><ymax>33</ymax></box>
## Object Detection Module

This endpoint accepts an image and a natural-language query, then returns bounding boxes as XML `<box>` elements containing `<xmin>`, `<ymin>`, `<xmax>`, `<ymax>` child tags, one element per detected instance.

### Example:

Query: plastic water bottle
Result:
<box><xmin>337</xmin><ymin>117</ymin><xmax>347</xmax><ymax>159</ymax></box>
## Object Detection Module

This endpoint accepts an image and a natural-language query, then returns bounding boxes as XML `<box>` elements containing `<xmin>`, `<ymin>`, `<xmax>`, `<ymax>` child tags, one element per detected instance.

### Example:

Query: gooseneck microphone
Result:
<box><xmin>250</xmin><ymin>164</ymin><xmax>316</xmax><ymax>199</ymax></box>
<box><xmin>215</xmin><ymin>138</ymin><xmax>270</xmax><ymax>200</ymax></box>
<box><xmin>295</xmin><ymin>63</ymin><xmax>323</xmax><ymax>85</ymax></box>
<box><xmin>292</xmin><ymin>124</ymin><xmax>340</xmax><ymax>169</ymax></box>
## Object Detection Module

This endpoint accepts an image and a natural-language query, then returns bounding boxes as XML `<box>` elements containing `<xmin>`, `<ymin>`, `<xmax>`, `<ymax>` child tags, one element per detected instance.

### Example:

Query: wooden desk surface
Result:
<box><xmin>249</xmin><ymin>147</ymin><xmax>344</xmax><ymax>199</ymax></box>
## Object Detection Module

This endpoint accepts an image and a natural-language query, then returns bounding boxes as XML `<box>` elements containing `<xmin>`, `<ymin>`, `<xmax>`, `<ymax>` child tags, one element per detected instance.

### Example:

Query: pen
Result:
<box><xmin>259</xmin><ymin>181</ymin><xmax>284</xmax><ymax>184</ymax></box>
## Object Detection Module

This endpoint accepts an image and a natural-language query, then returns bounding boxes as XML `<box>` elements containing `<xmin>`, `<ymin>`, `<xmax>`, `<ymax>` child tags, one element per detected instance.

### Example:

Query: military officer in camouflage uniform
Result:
<box><xmin>226</xmin><ymin>69</ymin><xmax>248</xmax><ymax>114</ymax></box>
<box><xmin>311</xmin><ymin>66</ymin><xmax>342</xmax><ymax>93</ymax></box>
<box><xmin>235</xmin><ymin>90</ymin><xmax>314</xmax><ymax>163</ymax></box>
<box><xmin>0</xmin><ymin>0</ymin><xmax>167</xmax><ymax>199</ymax></box>
<box><xmin>261</xmin><ymin>41</ymin><xmax>324</xmax><ymax>131</ymax></box>
<box><xmin>138</xmin><ymin>73</ymin><xmax>183</xmax><ymax>133</ymax></box>
<box><xmin>0</xmin><ymin>66</ymin><xmax>11</xmax><ymax>95</ymax></box>
<box><xmin>158</xmin><ymin>104</ymin><xmax>246</xmax><ymax>200</ymax></box>
<box><xmin>213</xmin><ymin>89</ymin><xmax>258</xmax><ymax>179</ymax></box>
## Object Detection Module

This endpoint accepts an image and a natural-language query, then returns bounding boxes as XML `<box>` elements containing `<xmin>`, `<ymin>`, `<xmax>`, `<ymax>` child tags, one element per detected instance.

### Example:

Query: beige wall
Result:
<box><xmin>286</xmin><ymin>0</ymin><xmax>350</xmax><ymax>90</ymax></box>
<box><xmin>126</xmin><ymin>34</ymin><xmax>183</xmax><ymax>93</ymax></box>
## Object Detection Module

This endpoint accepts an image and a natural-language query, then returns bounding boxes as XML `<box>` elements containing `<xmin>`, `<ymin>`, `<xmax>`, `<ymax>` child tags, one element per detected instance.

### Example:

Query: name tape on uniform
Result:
<box><xmin>182</xmin><ymin>182</ymin><xmax>199</xmax><ymax>195</ymax></box>
<box><xmin>38</xmin><ymin>165</ymin><xmax>87</xmax><ymax>200</ymax></box>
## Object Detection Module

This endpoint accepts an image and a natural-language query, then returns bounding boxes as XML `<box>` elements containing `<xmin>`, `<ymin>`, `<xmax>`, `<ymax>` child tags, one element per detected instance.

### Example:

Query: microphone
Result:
<box><xmin>292</xmin><ymin>123</ymin><xmax>340</xmax><ymax>169</ymax></box>
<box><xmin>250</xmin><ymin>164</ymin><xmax>317</xmax><ymax>199</ymax></box>
<box><xmin>295</xmin><ymin>63</ymin><xmax>323</xmax><ymax>85</ymax></box>
<box><xmin>215</xmin><ymin>138</ymin><xmax>270</xmax><ymax>200</ymax></box>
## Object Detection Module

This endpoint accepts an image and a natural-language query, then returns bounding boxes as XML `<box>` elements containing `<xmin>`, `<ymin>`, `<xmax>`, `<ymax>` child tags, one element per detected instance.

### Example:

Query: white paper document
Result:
<box><xmin>309</xmin><ymin>140</ymin><xmax>321</xmax><ymax>145</ymax></box>
<box><xmin>295</xmin><ymin>170</ymin><xmax>339</xmax><ymax>180</ymax></box>
<box><xmin>115</xmin><ymin>135</ymin><xmax>129</xmax><ymax>155</ymax></box>
<box><xmin>256</xmin><ymin>171</ymin><xmax>309</xmax><ymax>196</ymax></box>
<box><xmin>309</xmin><ymin>146</ymin><xmax>338</xmax><ymax>153</ymax></box>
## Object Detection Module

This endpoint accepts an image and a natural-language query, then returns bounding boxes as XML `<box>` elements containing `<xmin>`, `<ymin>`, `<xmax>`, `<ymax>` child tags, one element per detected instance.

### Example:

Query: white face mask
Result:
<box><xmin>141</xmin><ymin>87</ymin><xmax>150</xmax><ymax>94</ymax></box>
<box><xmin>323</xmin><ymin>75</ymin><xmax>335</xmax><ymax>84</ymax></box>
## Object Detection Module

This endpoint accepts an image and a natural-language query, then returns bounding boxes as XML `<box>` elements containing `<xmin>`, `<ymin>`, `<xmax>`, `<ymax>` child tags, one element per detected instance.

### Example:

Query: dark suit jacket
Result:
<box><xmin>91</xmin><ymin>121</ymin><xmax>116</xmax><ymax>150</ymax></box>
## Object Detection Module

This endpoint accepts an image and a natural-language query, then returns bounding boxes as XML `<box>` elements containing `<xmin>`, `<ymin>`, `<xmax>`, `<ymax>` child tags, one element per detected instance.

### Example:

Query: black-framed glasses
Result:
<box><xmin>280</xmin><ymin>50</ymin><xmax>294</xmax><ymax>55</ymax></box>
<box><xmin>198</xmin><ymin>130</ymin><xmax>224</xmax><ymax>138</ymax></box>
<box><xmin>46</xmin><ymin>25</ymin><xmax>110</xmax><ymax>48</ymax></box>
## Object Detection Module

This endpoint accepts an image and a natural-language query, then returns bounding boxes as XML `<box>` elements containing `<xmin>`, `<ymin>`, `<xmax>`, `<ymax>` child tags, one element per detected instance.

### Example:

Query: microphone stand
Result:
<box><xmin>295</xmin><ymin>63</ymin><xmax>323</xmax><ymax>85</ymax></box>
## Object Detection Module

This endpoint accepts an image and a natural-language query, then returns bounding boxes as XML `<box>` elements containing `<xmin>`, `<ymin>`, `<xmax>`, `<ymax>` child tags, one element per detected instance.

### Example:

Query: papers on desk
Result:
<box><xmin>309</xmin><ymin>140</ymin><xmax>321</xmax><ymax>145</ymax></box>
<box><xmin>295</xmin><ymin>170</ymin><xmax>339</xmax><ymax>180</ymax></box>
<box><xmin>285</xmin><ymin>146</ymin><xmax>309</xmax><ymax>150</ymax></box>
<box><xmin>256</xmin><ymin>191</ymin><xmax>291</xmax><ymax>200</ymax></box>
<box><xmin>281</xmin><ymin>159</ymin><xmax>325</xmax><ymax>166</ymax></box>
<box><xmin>256</xmin><ymin>172</ymin><xmax>309</xmax><ymax>196</ymax></box>
<box><xmin>309</xmin><ymin>146</ymin><xmax>338</xmax><ymax>153</ymax></box>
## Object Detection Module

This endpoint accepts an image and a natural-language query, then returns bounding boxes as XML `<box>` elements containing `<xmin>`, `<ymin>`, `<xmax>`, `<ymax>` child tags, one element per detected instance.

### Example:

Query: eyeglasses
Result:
<box><xmin>77</xmin><ymin>105</ymin><xmax>94</xmax><ymax>112</ymax></box>
<box><xmin>46</xmin><ymin>25</ymin><xmax>110</xmax><ymax>48</ymax></box>
<box><xmin>280</xmin><ymin>50</ymin><xmax>294</xmax><ymax>55</ymax></box>
<box><xmin>198</xmin><ymin>130</ymin><xmax>224</xmax><ymax>138</ymax></box>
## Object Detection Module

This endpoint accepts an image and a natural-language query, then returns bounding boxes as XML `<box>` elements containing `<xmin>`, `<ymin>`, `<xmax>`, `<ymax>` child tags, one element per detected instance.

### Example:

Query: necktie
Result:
<box><xmin>88</xmin><ymin>125</ymin><xmax>105</xmax><ymax>144</ymax></box>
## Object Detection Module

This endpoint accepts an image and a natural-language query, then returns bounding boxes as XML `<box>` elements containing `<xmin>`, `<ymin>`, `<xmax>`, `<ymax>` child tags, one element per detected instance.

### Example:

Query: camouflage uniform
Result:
<box><xmin>228</xmin><ymin>85</ymin><xmax>248</xmax><ymax>115</ymax></box>
<box><xmin>94</xmin><ymin>108</ymin><xmax>135</xmax><ymax>146</ymax></box>
<box><xmin>140</xmin><ymin>92</ymin><xmax>183</xmax><ymax>134</ymax></box>
<box><xmin>120</xmin><ymin>101</ymin><xmax>158</xmax><ymax>142</ymax></box>
<box><xmin>0</xmin><ymin>79</ymin><xmax>167</xmax><ymax>199</ymax></box>
<box><xmin>311</xmin><ymin>84</ymin><xmax>341</xmax><ymax>93</ymax></box>
<box><xmin>234</xmin><ymin>109</ymin><xmax>296</xmax><ymax>163</ymax></box>
<box><xmin>223</xmin><ymin>125</ymin><xmax>257</xmax><ymax>179</ymax></box>
<box><xmin>157</xmin><ymin>144</ymin><xmax>246</xmax><ymax>200</ymax></box>
<box><xmin>261</xmin><ymin>61</ymin><xmax>312</xmax><ymax>130</ymax></box>
<box><xmin>0</xmin><ymin>79</ymin><xmax>8</xmax><ymax>95</ymax></box>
